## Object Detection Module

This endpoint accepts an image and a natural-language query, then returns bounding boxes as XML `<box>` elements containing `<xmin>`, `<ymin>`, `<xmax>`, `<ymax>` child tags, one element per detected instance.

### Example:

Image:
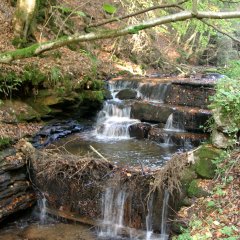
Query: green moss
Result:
<box><xmin>78</xmin><ymin>90</ymin><xmax>104</xmax><ymax>103</ymax></box>
<box><xmin>0</xmin><ymin>43</ymin><xmax>40</xmax><ymax>62</ymax></box>
<box><xmin>181</xmin><ymin>168</ymin><xmax>198</xmax><ymax>192</ymax></box>
<box><xmin>129</xmin><ymin>25</ymin><xmax>145</xmax><ymax>34</ymax></box>
<box><xmin>187</xmin><ymin>179</ymin><xmax>208</xmax><ymax>198</ymax></box>
<box><xmin>193</xmin><ymin>145</ymin><xmax>222</xmax><ymax>179</ymax></box>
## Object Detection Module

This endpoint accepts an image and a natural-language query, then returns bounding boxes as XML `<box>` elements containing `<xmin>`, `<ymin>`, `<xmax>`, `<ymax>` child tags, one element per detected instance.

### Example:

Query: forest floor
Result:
<box><xmin>175</xmin><ymin>149</ymin><xmax>240</xmax><ymax>240</ymax></box>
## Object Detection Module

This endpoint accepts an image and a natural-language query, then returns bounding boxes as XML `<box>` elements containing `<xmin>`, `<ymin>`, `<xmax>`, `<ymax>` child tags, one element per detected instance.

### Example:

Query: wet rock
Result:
<box><xmin>172</xmin><ymin>109</ymin><xmax>211</xmax><ymax>132</ymax></box>
<box><xmin>129</xmin><ymin>123</ymin><xmax>152</xmax><ymax>139</ymax></box>
<box><xmin>148</xmin><ymin>127</ymin><xmax>208</xmax><ymax>147</ymax></box>
<box><xmin>131</xmin><ymin>102</ymin><xmax>173</xmax><ymax>123</ymax></box>
<box><xmin>202</xmin><ymin>73</ymin><xmax>225</xmax><ymax>80</ymax></box>
<box><xmin>32</xmin><ymin>120</ymin><xmax>86</xmax><ymax>148</ymax></box>
<box><xmin>116</xmin><ymin>88</ymin><xmax>138</xmax><ymax>100</ymax></box>
<box><xmin>131</xmin><ymin>102</ymin><xmax>211</xmax><ymax>132</ymax></box>
<box><xmin>103</xmin><ymin>89</ymin><xmax>113</xmax><ymax>100</ymax></box>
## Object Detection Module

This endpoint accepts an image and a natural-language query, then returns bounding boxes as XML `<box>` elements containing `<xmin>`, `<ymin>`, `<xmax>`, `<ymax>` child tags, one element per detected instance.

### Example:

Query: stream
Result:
<box><xmin>0</xmin><ymin>78</ymin><xmax>209</xmax><ymax>240</ymax></box>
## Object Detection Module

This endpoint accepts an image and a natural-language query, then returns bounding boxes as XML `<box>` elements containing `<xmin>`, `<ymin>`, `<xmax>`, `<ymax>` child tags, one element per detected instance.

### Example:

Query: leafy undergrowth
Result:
<box><xmin>174</xmin><ymin>149</ymin><xmax>240</xmax><ymax>240</ymax></box>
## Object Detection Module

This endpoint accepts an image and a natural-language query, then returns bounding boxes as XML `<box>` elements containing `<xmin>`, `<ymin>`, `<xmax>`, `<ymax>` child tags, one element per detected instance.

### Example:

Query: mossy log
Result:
<box><xmin>1</xmin><ymin>10</ymin><xmax>240</xmax><ymax>63</ymax></box>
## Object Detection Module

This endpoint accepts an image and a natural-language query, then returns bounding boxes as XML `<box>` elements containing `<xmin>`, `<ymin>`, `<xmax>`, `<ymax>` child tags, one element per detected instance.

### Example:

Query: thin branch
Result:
<box><xmin>201</xmin><ymin>19</ymin><xmax>240</xmax><ymax>44</ymax></box>
<box><xmin>177</xmin><ymin>5</ymin><xmax>240</xmax><ymax>44</ymax></box>
<box><xmin>87</xmin><ymin>0</ymin><xmax>189</xmax><ymax>28</ymax></box>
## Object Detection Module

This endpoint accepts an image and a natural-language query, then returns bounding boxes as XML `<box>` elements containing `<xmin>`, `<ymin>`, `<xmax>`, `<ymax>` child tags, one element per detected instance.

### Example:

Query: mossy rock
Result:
<box><xmin>193</xmin><ymin>145</ymin><xmax>222</xmax><ymax>179</ymax></box>
<box><xmin>181</xmin><ymin>168</ymin><xmax>197</xmax><ymax>191</ymax></box>
<box><xmin>0</xmin><ymin>100</ymin><xmax>41</xmax><ymax>122</ymax></box>
<box><xmin>187</xmin><ymin>179</ymin><xmax>208</xmax><ymax>198</ymax></box>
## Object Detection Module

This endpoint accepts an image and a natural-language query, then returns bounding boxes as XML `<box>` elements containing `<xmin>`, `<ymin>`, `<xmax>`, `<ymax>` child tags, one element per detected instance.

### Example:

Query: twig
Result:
<box><xmin>90</xmin><ymin>145</ymin><xmax>109</xmax><ymax>162</ymax></box>
<box><xmin>87</xmin><ymin>0</ymin><xmax>189</xmax><ymax>28</ymax></box>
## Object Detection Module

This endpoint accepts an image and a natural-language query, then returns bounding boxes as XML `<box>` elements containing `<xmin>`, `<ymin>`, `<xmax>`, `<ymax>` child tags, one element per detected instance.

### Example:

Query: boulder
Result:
<box><xmin>0</xmin><ymin>100</ymin><xmax>40</xmax><ymax>123</ymax></box>
<box><xmin>193</xmin><ymin>144</ymin><xmax>222</xmax><ymax>179</ymax></box>
<box><xmin>165</xmin><ymin>83</ymin><xmax>215</xmax><ymax>109</ymax></box>
<box><xmin>116</xmin><ymin>89</ymin><xmax>138</xmax><ymax>100</ymax></box>
<box><xmin>212</xmin><ymin>130</ymin><xmax>232</xmax><ymax>149</ymax></box>
<box><xmin>129</xmin><ymin>123</ymin><xmax>152</xmax><ymax>139</ymax></box>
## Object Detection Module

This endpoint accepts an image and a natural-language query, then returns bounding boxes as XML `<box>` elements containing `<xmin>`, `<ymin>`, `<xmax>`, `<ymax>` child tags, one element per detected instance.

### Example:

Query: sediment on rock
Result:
<box><xmin>0</xmin><ymin>146</ymin><xmax>36</xmax><ymax>222</ymax></box>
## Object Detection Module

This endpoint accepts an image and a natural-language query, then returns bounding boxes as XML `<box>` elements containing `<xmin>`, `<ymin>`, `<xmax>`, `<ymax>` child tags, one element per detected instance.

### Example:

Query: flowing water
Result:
<box><xmin>160</xmin><ymin>190</ymin><xmax>170</xmax><ymax>240</ymax></box>
<box><xmin>1</xmin><ymin>80</ymin><xmax>201</xmax><ymax>239</ymax></box>
<box><xmin>38</xmin><ymin>196</ymin><xmax>47</xmax><ymax>224</ymax></box>
<box><xmin>99</xmin><ymin>188</ymin><xmax>127</xmax><ymax>239</ymax></box>
<box><xmin>164</xmin><ymin>114</ymin><xmax>185</xmax><ymax>132</ymax></box>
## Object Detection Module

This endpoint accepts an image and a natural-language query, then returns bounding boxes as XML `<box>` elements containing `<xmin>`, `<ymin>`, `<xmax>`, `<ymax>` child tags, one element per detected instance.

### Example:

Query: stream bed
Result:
<box><xmin>0</xmin><ymin>78</ymin><xmax>212</xmax><ymax>240</ymax></box>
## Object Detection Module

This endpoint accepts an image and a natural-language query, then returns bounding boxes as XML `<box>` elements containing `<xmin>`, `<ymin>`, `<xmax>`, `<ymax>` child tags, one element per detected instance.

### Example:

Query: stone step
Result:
<box><xmin>165</xmin><ymin>82</ymin><xmax>215</xmax><ymax>109</ymax></box>
<box><xmin>0</xmin><ymin>150</ymin><xmax>36</xmax><ymax>222</ymax></box>
<box><xmin>148</xmin><ymin>127</ymin><xmax>209</xmax><ymax>147</ymax></box>
<box><xmin>110</xmin><ymin>77</ymin><xmax>216</xmax><ymax>108</ymax></box>
<box><xmin>130</xmin><ymin>101</ymin><xmax>212</xmax><ymax>132</ymax></box>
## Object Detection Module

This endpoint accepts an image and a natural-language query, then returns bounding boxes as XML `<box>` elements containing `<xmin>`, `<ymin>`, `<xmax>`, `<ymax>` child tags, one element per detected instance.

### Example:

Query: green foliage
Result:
<box><xmin>221</xmin><ymin>226</ymin><xmax>238</xmax><ymax>237</ymax></box>
<box><xmin>22</xmin><ymin>64</ymin><xmax>47</xmax><ymax>86</ymax></box>
<box><xmin>102</xmin><ymin>3</ymin><xmax>117</xmax><ymax>14</ymax></box>
<box><xmin>209</xmin><ymin>77</ymin><xmax>240</xmax><ymax>136</ymax></box>
<box><xmin>221</xmin><ymin>60</ymin><xmax>240</xmax><ymax>80</ymax></box>
<box><xmin>0</xmin><ymin>137</ymin><xmax>11</xmax><ymax>150</ymax></box>
<box><xmin>53</xmin><ymin>5</ymin><xmax>86</xmax><ymax>17</ymax></box>
<box><xmin>48</xmin><ymin>67</ymin><xmax>62</xmax><ymax>89</ymax></box>
<box><xmin>0</xmin><ymin>72</ymin><xmax>22</xmax><ymax>99</ymax></box>
<box><xmin>207</xmin><ymin>200</ymin><xmax>215</xmax><ymax>208</ymax></box>
<box><xmin>212</xmin><ymin>150</ymin><xmax>236</xmax><ymax>185</ymax></box>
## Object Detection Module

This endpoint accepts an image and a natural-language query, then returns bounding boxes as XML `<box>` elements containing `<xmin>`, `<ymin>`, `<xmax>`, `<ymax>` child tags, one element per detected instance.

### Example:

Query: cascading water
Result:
<box><xmin>160</xmin><ymin>190</ymin><xmax>170</xmax><ymax>240</ymax></box>
<box><xmin>95</xmin><ymin>102</ymin><xmax>140</xmax><ymax>139</ymax></box>
<box><xmin>109</xmin><ymin>80</ymin><xmax>170</xmax><ymax>103</ymax></box>
<box><xmin>146</xmin><ymin>194</ymin><xmax>154</xmax><ymax>240</ymax></box>
<box><xmin>164</xmin><ymin>114</ymin><xmax>184</xmax><ymax>132</ymax></box>
<box><xmin>139</xmin><ymin>83</ymin><xmax>170</xmax><ymax>102</ymax></box>
<box><xmin>38</xmin><ymin>195</ymin><xmax>47</xmax><ymax>224</ymax></box>
<box><xmin>95</xmin><ymin>80</ymin><xmax>141</xmax><ymax>140</ymax></box>
<box><xmin>99</xmin><ymin>187</ymin><xmax>127</xmax><ymax>239</ymax></box>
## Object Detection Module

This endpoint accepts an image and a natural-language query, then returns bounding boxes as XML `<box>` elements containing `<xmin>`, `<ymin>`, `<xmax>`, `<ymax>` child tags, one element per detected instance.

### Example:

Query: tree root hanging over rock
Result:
<box><xmin>150</xmin><ymin>152</ymin><xmax>189</xmax><ymax>196</ymax></box>
<box><xmin>18</xmin><ymin>139</ymin><xmax>114</xmax><ymax>186</ymax></box>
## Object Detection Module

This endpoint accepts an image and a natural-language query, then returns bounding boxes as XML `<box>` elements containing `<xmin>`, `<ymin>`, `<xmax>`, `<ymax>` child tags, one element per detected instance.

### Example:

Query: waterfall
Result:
<box><xmin>139</xmin><ymin>83</ymin><xmax>170</xmax><ymax>102</ymax></box>
<box><xmin>38</xmin><ymin>196</ymin><xmax>47</xmax><ymax>224</ymax></box>
<box><xmin>99</xmin><ymin>187</ymin><xmax>127</xmax><ymax>238</ymax></box>
<box><xmin>95</xmin><ymin>99</ymin><xmax>140</xmax><ymax>139</ymax></box>
<box><xmin>109</xmin><ymin>80</ymin><xmax>170</xmax><ymax>103</ymax></box>
<box><xmin>164</xmin><ymin>114</ymin><xmax>184</xmax><ymax>132</ymax></box>
<box><xmin>160</xmin><ymin>190</ymin><xmax>169</xmax><ymax>240</ymax></box>
<box><xmin>146</xmin><ymin>194</ymin><xmax>154</xmax><ymax>240</ymax></box>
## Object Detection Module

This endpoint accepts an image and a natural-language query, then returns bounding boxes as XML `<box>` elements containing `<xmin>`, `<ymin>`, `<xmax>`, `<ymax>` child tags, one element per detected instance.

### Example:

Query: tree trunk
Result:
<box><xmin>13</xmin><ymin>0</ymin><xmax>37</xmax><ymax>42</ymax></box>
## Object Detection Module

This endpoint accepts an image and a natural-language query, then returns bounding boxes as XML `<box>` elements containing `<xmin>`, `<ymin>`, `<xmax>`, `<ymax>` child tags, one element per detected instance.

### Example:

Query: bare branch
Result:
<box><xmin>201</xmin><ymin>19</ymin><xmax>240</xmax><ymax>44</ymax></box>
<box><xmin>87</xmin><ymin>0</ymin><xmax>189</xmax><ymax>28</ymax></box>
